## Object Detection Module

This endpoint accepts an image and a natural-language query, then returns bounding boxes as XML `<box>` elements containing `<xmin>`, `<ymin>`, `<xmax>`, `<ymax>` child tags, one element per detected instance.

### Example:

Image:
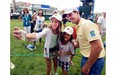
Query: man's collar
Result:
<box><xmin>77</xmin><ymin>18</ymin><xmax>83</xmax><ymax>27</ymax></box>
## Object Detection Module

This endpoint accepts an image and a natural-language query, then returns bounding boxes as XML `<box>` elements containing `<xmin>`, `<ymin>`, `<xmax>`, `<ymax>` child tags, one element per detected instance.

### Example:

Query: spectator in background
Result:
<box><xmin>62</xmin><ymin>14</ymin><xmax>68</xmax><ymax>28</ymax></box>
<box><xmin>87</xmin><ymin>11</ymin><xmax>93</xmax><ymax>22</ymax></box>
<box><xmin>48</xmin><ymin>9</ymin><xmax>58</xmax><ymax>22</ymax></box>
<box><xmin>94</xmin><ymin>14</ymin><xmax>98</xmax><ymax>24</ymax></box>
<box><xmin>19</xmin><ymin>11</ymin><xmax>22</xmax><ymax>16</ymax></box>
<box><xmin>97</xmin><ymin>12</ymin><xmax>106</xmax><ymax>48</ymax></box>
<box><xmin>81</xmin><ymin>12</ymin><xmax>86</xmax><ymax>18</ymax></box>
<box><xmin>97</xmin><ymin>12</ymin><xmax>106</xmax><ymax>38</ymax></box>
<box><xmin>32</xmin><ymin>9</ymin><xmax>45</xmax><ymax>47</ymax></box>
<box><xmin>31</xmin><ymin>10</ymin><xmax>36</xmax><ymax>33</ymax></box>
<box><xmin>61</xmin><ymin>10</ymin><xmax>68</xmax><ymax>32</ymax></box>
<box><xmin>18</xmin><ymin>8</ymin><xmax>32</xmax><ymax>33</ymax></box>
<box><xmin>10</xmin><ymin>9</ymin><xmax>13</xmax><ymax>19</ymax></box>
<box><xmin>52</xmin><ymin>10</ymin><xmax>58</xmax><ymax>15</ymax></box>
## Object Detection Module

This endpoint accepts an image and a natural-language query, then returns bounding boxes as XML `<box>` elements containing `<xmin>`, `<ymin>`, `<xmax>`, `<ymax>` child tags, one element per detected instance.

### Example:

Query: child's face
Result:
<box><xmin>51</xmin><ymin>18</ymin><xmax>59</xmax><ymax>30</ymax></box>
<box><xmin>38</xmin><ymin>10</ymin><xmax>42</xmax><ymax>16</ymax></box>
<box><xmin>64</xmin><ymin>32</ymin><xmax>71</xmax><ymax>41</ymax></box>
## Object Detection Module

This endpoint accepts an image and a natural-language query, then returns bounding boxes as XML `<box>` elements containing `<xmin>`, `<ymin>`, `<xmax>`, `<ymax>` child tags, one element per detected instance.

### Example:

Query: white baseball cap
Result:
<box><xmin>64</xmin><ymin>7</ymin><xmax>79</xmax><ymax>14</ymax></box>
<box><xmin>50</xmin><ymin>13</ymin><xmax>62</xmax><ymax>21</ymax></box>
<box><xmin>63</xmin><ymin>26</ymin><xmax>73</xmax><ymax>35</ymax></box>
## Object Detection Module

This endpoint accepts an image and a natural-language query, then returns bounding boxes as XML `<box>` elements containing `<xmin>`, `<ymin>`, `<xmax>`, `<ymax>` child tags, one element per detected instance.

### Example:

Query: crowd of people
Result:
<box><xmin>12</xmin><ymin>7</ymin><xmax>106</xmax><ymax>75</ymax></box>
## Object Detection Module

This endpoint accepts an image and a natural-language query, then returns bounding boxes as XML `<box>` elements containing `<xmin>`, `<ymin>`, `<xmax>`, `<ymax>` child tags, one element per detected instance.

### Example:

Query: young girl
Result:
<box><xmin>32</xmin><ymin>9</ymin><xmax>45</xmax><ymax>47</ymax></box>
<box><xmin>58</xmin><ymin>26</ymin><xmax>74</xmax><ymax>75</ymax></box>
<box><xmin>18</xmin><ymin>8</ymin><xmax>32</xmax><ymax>33</ymax></box>
<box><xmin>13</xmin><ymin>13</ymin><xmax>62</xmax><ymax>75</ymax></box>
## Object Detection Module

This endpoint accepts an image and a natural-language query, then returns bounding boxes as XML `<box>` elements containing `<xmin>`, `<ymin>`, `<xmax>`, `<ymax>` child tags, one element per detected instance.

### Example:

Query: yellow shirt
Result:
<box><xmin>76</xmin><ymin>18</ymin><xmax>105</xmax><ymax>58</ymax></box>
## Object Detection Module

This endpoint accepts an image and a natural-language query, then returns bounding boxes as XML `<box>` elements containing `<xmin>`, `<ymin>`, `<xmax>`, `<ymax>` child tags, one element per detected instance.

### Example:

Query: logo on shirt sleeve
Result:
<box><xmin>90</xmin><ymin>30</ymin><xmax>95</xmax><ymax>37</ymax></box>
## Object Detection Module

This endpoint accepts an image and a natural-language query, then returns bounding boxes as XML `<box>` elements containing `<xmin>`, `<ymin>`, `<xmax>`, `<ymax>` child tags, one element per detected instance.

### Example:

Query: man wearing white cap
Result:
<box><xmin>64</xmin><ymin>7</ymin><xmax>105</xmax><ymax>75</ymax></box>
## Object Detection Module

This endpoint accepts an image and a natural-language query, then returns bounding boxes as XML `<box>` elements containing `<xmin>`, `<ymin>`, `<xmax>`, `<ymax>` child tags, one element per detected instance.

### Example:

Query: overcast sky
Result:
<box><xmin>10</xmin><ymin>0</ymin><xmax>106</xmax><ymax>13</ymax></box>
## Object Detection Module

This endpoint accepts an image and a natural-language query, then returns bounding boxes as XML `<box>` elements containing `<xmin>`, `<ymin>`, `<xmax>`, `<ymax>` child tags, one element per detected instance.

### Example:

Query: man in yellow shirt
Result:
<box><xmin>64</xmin><ymin>7</ymin><xmax>105</xmax><ymax>75</ymax></box>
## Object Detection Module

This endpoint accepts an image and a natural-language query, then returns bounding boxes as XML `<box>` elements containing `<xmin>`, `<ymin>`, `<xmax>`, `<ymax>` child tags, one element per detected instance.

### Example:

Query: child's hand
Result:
<box><xmin>58</xmin><ymin>51</ymin><xmax>65</xmax><ymax>56</ymax></box>
<box><xmin>72</xmin><ymin>40</ymin><xmax>79</xmax><ymax>48</ymax></box>
<box><xmin>69</xmin><ymin>60</ymin><xmax>74</xmax><ymax>66</ymax></box>
<box><xmin>57</xmin><ymin>51</ymin><xmax>61</xmax><ymax>55</ymax></box>
<box><xmin>60</xmin><ymin>51</ymin><xmax>66</xmax><ymax>56</ymax></box>
<box><xmin>13</xmin><ymin>27</ymin><xmax>22</xmax><ymax>40</ymax></box>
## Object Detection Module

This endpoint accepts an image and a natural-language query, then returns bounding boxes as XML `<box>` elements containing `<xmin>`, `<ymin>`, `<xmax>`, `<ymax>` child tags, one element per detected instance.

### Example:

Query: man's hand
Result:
<box><xmin>81</xmin><ymin>64</ymin><xmax>90</xmax><ymax>75</ymax></box>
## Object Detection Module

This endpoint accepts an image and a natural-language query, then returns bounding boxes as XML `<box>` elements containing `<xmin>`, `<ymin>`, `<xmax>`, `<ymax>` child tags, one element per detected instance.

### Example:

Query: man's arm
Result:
<box><xmin>86</xmin><ymin>39</ymin><xmax>102</xmax><ymax>67</ymax></box>
<box><xmin>81</xmin><ymin>39</ymin><xmax>102</xmax><ymax>75</ymax></box>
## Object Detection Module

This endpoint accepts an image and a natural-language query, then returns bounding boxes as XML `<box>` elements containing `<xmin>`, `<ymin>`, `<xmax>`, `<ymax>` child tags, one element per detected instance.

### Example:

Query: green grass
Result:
<box><xmin>10</xmin><ymin>19</ymin><xmax>105</xmax><ymax>75</ymax></box>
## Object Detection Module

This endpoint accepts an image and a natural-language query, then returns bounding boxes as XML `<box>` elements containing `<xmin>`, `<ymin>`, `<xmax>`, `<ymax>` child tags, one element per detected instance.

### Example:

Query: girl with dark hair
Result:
<box><xmin>32</xmin><ymin>9</ymin><xmax>45</xmax><ymax>46</ymax></box>
<box><xmin>58</xmin><ymin>26</ymin><xmax>74</xmax><ymax>75</ymax></box>
<box><xmin>18</xmin><ymin>8</ymin><xmax>32</xmax><ymax>33</ymax></box>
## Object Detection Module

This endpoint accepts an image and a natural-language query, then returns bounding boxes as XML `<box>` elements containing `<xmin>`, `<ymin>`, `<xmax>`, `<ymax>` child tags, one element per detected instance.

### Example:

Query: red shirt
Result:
<box><xmin>72</xmin><ymin>26</ymin><xmax>77</xmax><ymax>39</ymax></box>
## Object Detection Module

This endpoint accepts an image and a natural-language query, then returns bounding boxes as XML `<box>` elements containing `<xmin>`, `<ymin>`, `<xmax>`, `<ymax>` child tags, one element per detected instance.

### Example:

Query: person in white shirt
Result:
<box><xmin>97</xmin><ymin>12</ymin><xmax>106</xmax><ymax>38</ymax></box>
<box><xmin>13</xmin><ymin>13</ymin><xmax>62</xmax><ymax>75</ymax></box>
<box><xmin>58</xmin><ymin>26</ymin><xmax>74</xmax><ymax>75</ymax></box>
<box><xmin>32</xmin><ymin>9</ymin><xmax>45</xmax><ymax>46</ymax></box>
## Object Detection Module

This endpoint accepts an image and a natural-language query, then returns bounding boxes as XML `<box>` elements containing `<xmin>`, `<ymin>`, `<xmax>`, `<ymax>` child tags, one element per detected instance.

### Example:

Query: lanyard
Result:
<box><xmin>24</xmin><ymin>14</ymin><xmax>28</xmax><ymax>25</ymax></box>
<box><xmin>24</xmin><ymin>14</ymin><xmax>28</xmax><ymax>21</ymax></box>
